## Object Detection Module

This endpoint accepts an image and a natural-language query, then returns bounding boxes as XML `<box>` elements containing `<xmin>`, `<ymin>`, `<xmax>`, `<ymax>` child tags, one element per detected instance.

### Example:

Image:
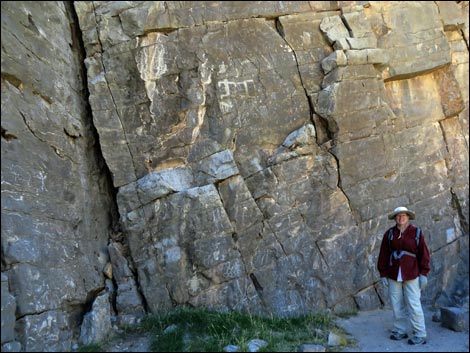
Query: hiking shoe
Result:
<box><xmin>408</xmin><ymin>336</ymin><xmax>426</xmax><ymax>345</ymax></box>
<box><xmin>390</xmin><ymin>332</ymin><xmax>408</xmax><ymax>340</ymax></box>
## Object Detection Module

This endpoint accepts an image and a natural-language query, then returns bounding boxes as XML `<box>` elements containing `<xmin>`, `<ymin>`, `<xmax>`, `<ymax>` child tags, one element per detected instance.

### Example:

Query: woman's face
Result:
<box><xmin>395</xmin><ymin>212</ymin><xmax>409</xmax><ymax>226</ymax></box>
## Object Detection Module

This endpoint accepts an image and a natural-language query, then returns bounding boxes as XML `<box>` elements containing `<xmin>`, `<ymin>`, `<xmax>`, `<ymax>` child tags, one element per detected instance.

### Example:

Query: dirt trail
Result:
<box><xmin>335</xmin><ymin>308</ymin><xmax>469</xmax><ymax>352</ymax></box>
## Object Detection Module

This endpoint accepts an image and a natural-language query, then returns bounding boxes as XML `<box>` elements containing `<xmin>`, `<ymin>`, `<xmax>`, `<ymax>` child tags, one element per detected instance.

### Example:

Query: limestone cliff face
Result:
<box><xmin>1</xmin><ymin>1</ymin><xmax>469</xmax><ymax>351</ymax></box>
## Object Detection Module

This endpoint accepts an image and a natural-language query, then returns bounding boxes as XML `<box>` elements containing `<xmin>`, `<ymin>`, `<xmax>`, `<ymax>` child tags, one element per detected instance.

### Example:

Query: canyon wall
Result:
<box><xmin>1</xmin><ymin>1</ymin><xmax>468</xmax><ymax>351</ymax></box>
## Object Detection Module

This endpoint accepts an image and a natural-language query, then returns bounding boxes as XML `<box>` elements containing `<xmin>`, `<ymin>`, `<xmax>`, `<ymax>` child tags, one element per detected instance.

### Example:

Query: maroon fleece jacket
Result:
<box><xmin>378</xmin><ymin>224</ymin><xmax>431</xmax><ymax>281</ymax></box>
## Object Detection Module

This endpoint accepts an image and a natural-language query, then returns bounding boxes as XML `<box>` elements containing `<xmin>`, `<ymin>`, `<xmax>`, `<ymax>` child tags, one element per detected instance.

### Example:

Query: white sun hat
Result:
<box><xmin>388</xmin><ymin>206</ymin><xmax>416</xmax><ymax>220</ymax></box>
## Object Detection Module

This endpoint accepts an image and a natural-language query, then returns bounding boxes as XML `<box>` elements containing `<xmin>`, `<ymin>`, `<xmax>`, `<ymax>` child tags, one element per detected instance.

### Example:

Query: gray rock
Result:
<box><xmin>247</xmin><ymin>338</ymin><xmax>268</xmax><ymax>352</ymax></box>
<box><xmin>327</xmin><ymin>332</ymin><xmax>342</xmax><ymax>346</ymax></box>
<box><xmin>16</xmin><ymin>310</ymin><xmax>72</xmax><ymax>352</ymax></box>
<box><xmin>1</xmin><ymin>1</ymin><xmax>468</xmax><ymax>350</ymax></box>
<box><xmin>79</xmin><ymin>294</ymin><xmax>112</xmax><ymax>345</ymax></box>
<box><xmin>354</xmin><ymin>287</ymin><xmax>382</xmax><ymax>311</ymax></box>
<box><xmin>297</xmin><ymin>344</ymin><xmax>326</xmax><ymax>352</ymax></box>
<box><xmin>320</xmin><ymin>16</ymin><xmax>350</xmax><ymax>44</ymax></box>
<box><xmin>1</xmin><ymin>274</ymin><xmax>16</xmax><ymax>344</ymax></box>
<box><xmin>441</xmin><ymin>307</ymin><xmax>469</xmax><ymax>332</ymax></box>
<box><xmin>321</xmin><ymin>51</ymin><xmax>348</xmax><ymax>74</ymax></box>
<box><xmin>1</xmin><ymin>341</ymin><xmax>22</xmax><ymax>352</ymax></box>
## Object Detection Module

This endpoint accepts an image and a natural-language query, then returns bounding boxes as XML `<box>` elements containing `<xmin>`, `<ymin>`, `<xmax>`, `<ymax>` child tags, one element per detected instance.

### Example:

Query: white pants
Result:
<box><xmin>388</xmin><ymin>277</ymin><xmax>426</xmax><ymax>338</ymax></box>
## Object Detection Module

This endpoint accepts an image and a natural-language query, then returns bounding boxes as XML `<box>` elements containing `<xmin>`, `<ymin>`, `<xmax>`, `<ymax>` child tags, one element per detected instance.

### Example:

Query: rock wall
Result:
<box><xmin>1</xmin><ymin>1</ymin><xmax>469</xmax><ymax>351</ymax></box>
<box><xmin>1</xmin><ymin>2</ymin><xmax>118</xmax><ymax>351</ymax></box>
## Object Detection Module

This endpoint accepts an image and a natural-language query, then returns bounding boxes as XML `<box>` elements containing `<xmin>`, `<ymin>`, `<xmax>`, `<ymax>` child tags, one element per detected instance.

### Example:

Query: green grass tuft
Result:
<box><xmin>134</xmin><ymin>306</ymin><xmax>345</xmax><ymax>352</ymax></box>
<box><xmin>77</xmin><ymin>343</ymin><xmax>102</xmax><ymax>352</ymax></box>
<box><xmin>79</xmin><ymin>306</ymin><xmax>353</xmax><ymax>352</ymax></box>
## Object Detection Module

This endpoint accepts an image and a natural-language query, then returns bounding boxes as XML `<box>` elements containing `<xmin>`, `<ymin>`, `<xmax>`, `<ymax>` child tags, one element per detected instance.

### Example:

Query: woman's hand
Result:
<box><xmin>419</xmin><ymin>275</ymin><xmax>428</xmax><ymax>290</ymax></box>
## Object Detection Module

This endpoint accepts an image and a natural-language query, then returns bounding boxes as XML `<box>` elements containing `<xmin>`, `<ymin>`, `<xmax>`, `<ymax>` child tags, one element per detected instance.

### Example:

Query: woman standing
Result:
<box><xmin>378</xmin><ymin>206</ymin><xmax>431</xmax><ymax>345</ymax></box>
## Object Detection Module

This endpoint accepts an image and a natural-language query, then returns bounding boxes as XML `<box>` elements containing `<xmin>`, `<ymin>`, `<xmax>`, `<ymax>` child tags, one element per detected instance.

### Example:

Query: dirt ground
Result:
<box><xmin>335</xmin><ymin>308</ymin><xmax>469</xmax><ymax>352</ymax></box>
<box><xmin>101</xmin><ymin>333</ymin><xmax>151</xmax><ymax>352</ymax></box>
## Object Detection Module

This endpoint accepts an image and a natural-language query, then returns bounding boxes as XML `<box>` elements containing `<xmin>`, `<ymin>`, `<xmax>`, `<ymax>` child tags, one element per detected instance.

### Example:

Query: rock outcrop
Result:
<box><xmin>1</xmin><ymin>2</ymin><xmax>117</xmax><ymax>351</ymax></box>
<box><xmin>1</xmin><ymin>1</ymin><xmax>468</xmax><ymax>351</ymax></box>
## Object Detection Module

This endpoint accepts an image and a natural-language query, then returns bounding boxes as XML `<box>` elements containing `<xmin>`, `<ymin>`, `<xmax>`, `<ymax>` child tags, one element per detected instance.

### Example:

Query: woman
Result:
<box><xmin>377</xmin><ymin>206</ymin><xmax>431</xmax><ymax>345</ymax></box>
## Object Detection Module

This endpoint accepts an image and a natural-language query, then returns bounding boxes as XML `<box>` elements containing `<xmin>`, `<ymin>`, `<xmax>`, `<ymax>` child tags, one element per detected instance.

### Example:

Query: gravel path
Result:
<box><xmin>335</xmin><ymin>308</ymin><xmax>469</xmax><ymax>352</ymax></box>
